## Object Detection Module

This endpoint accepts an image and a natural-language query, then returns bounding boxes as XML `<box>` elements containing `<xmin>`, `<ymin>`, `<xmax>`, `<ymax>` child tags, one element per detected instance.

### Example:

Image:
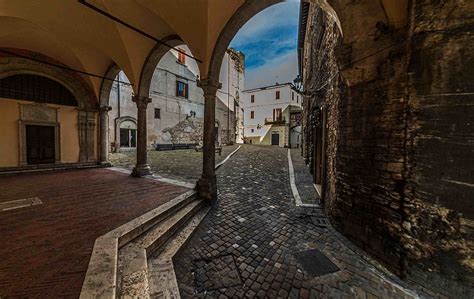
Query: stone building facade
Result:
<box><xmin>299</xmin><ymin>0</ymin><xmax>473</xmax><ymax>296</ymax></box>
<box><xmin>242</xmin><ymin>83</ymin><xmax>302</xmax><ymax>147</ymax></box>
<box><xmin>108</xmin><ymin>47</ymin><xmax>244</xmax><ymax>151</ymax></box>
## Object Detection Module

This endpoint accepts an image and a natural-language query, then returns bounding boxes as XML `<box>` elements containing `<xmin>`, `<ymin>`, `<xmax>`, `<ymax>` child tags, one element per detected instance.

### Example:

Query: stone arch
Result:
<box><xmin>115</xmin><ymin>116</ymin><xmax>138</xmax><ymax>150</ymax></box>
<box><xmin>138</xmin><ymin>35</ymin><xmax>185</xmax><ymax>98</ymax></box>
<box><xmin>99</xmin><ymin>63</ymin><xmax>121</xmax><ymax>107</ymax></box>
<box><xmin>0</xmin><ymin>55</ymin><xmax>96</xmax><ymax>108</ymax></box>
<box><xmin>117</xmin><ymin>116</ymin><xmax>137</xmax><ymax>127</ymax></box>
<box><xmin>207</xmin><ymin>1</ymin><xmax>343</xmax><ymax>80</ymax></box>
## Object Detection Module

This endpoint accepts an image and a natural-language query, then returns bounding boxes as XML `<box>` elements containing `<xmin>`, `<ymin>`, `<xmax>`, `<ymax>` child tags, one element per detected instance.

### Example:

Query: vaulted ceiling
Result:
<box><xmin>0</xmin><ymin>0</ymin><xmax>409</xmax><ymax>101</ymax></box>
<box><xmin>0</xmin><ymin>0</ymin><xmax>244</xmax><ymax>98</ymax></box>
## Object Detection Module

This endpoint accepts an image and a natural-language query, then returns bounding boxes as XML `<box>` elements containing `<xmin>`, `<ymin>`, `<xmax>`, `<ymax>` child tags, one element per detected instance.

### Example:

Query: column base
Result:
<box><xmin>196</xmin><ymin>174</ymin><xmax>217</xmax><ymax>202</ymax></box>
<box><xmin>100</xmin><ymin>161</ymin><xmax>112</xmax><ymax>167</ymax></box>
<box><xmin>131</xmin><ymin>164</ymin><xmax>152</xmax><ymax>177</ymax></box>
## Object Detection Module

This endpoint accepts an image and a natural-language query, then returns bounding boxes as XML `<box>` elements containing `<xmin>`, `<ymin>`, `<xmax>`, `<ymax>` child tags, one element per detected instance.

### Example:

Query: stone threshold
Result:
<box><xmin>0</xmin><ymin>162</ymin><xmax>106</xmax><ymax>176</ymax></box>
<box><xmin>0</xmin><ymin>197</ymin><xmax>43</xmax><ymax>212</ymax></box>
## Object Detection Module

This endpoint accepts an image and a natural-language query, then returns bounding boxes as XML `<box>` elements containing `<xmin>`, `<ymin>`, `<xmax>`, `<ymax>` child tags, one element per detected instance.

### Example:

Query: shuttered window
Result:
<box><xmin>176</xmin><ymin>81</ymin><xmax>188</xmax><ymax>98</ymax></box>
<box><xmin>177</xmin><ymin>48</ymin><xmax>186</xmax><ymax>64</ymax></box>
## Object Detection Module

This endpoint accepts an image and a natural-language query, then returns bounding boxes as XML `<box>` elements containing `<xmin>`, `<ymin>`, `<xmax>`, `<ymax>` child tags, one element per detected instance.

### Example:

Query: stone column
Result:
<box><xmin>197</xmin><ymin>78</ymin><xmax>222</xmax><ymax>202</ymax></box>
<box><xmin>131</xmin><ymin>95</ymin><xmax>152</xmax><ymax>177</ymax></box>
<box><xmin>99</xmin><ymin>105</ymin><xmax>112</xmax><ymax>166</ymax></box>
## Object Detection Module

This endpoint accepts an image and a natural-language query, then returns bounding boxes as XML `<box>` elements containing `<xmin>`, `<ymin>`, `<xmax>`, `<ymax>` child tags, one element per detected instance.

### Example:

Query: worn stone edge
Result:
<box><xmin>215</xmin><ymin>145</ymin><xmax>241</xmax><ymax>169</ymax></box>
<box><xmin>287</xmin><ymin>149</ymin><xmax>321</xmax><ymax>208</ymax></box>
<box><xmin>79</xmin><ymin>189</ymin><xmax>197</xmax><ymax>299</ymax></box>
<box><xmin>149</xmin><ymin>206</ymin><xmax>212</xmax><ymax>298</ymax></box>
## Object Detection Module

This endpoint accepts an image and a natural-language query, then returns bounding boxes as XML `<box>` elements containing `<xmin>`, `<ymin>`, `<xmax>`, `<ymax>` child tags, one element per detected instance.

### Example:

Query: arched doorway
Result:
<box><xmin>0</xmin><ymin>55</ymin><xmax>98</xmax><ymax>167</ymax></box>
<box><xmin>118</xmin><ymin>117</ymin><xmax>137</xmax><ymax>149</ymax></box>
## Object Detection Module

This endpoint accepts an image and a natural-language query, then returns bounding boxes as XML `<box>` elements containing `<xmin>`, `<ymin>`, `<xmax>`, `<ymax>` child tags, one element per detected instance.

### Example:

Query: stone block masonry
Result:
<box><xmin>300</xmin><ymin>1</ymin><xmax>473</xmax><ymax>296</ymax></box>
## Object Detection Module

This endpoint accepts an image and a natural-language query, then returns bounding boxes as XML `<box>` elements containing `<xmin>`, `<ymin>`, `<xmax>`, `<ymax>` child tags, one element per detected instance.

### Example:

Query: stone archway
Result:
<box><xmin>0</xmin><ymin>56</ymin><xmax>95</xmax><ymax>108</ymax></box>
<box><xmin>131</xmin><ymin>35</ymin><xmax>187</xmax><ymax>177</ymax></box>
<box><xmin>138</xmin><ymin>36</ymin><xmax>185</xmax><ymax>98</ymax></box>
<box><xmin>0</xmin><ymin>54</ymin><xmax>98</xmax><ymax>165</ymax></box>
<box><xmin>116</xmin><ymin>116</ymin><xmax>137</xmax><ymax>150</ymax></box>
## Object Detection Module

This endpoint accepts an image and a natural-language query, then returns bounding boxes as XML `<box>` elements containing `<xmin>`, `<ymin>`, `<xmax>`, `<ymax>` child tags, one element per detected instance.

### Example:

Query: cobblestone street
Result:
<box><xmin>174</xmin><ymin>145</ymin><xmax>421</xmax><ymax>298</ymax></box>
<box><xmin>109</xmin><ymin>145</ymin><xmax>239</xmax><ymax>183</ymax></box>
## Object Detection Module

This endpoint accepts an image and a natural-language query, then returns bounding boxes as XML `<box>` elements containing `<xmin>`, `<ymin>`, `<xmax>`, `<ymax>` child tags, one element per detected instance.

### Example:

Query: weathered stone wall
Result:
<box><xmin>404</xmin><ymin>0</ymin><xmax>474</xmax><ymax>294</ymax></box>
<box><xmin>301</xmin><ymin>0</ymin><xmax>473</xmax><ymax>296</ymax></box>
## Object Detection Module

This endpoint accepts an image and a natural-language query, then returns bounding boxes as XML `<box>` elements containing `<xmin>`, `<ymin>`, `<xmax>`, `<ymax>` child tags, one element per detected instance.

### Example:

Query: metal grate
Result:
<box><xmin>0</xmin><ymin>74</ymin><xmax>78</xmax><ymax>106</ymax></box>
<box><xmin>294</xmin><ymin>249</ymin><xmax>340</xmax><ymax>277</ymax></box>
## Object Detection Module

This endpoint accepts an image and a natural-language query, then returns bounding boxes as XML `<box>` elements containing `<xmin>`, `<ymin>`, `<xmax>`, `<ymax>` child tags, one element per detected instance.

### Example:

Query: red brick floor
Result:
<box><xmin>0</xmin><ymin>168</ymin><xmax>189</xmax><ymax>298</ymax></box>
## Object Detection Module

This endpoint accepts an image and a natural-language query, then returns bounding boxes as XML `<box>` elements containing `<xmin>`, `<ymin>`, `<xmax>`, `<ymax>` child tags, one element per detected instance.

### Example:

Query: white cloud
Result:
<box><xmin>244</xmin><ymin>51</ymin><xmax>298</xmax><ymax>90</ymax></box>
<box><xmin>231</xmin><ymin>2</ymin><xmax>300</xmax><ymax>48</ymax></box>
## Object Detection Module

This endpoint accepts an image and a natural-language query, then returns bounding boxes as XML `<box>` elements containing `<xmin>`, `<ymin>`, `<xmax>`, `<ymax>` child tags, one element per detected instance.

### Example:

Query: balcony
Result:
<box><xmin>264</xmin><ymin>117</ymin><xmax>286</xmax><ymax>125</ymax></box>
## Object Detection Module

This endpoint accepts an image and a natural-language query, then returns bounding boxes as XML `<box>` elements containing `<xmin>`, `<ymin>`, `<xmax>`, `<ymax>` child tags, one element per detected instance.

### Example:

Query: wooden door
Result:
<box><xmin>271</xmin><ymin>133</ymin><xmax>280</xmax><ymax>145</ymax></box>
<box><xmin>26</xmin><ymin>125</ymin><xmax>55</xmax><ymax>165</ymax></box>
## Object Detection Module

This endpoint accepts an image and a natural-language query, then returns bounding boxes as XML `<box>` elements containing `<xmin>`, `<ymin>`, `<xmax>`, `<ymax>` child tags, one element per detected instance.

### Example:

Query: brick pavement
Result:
<box><xmin>174</xmin><ymin>145</ymin><xmax>423</xmax><ymax>298</ymax></box>
<box><xmin>109</xmin><ymin>145</ymin><xmax>239</xmax><ymax>183</ymax></box>
<box><xmin>0</xmin><ymin>168</ymin><xmax>188</xmax><ymax>298</ymax></box>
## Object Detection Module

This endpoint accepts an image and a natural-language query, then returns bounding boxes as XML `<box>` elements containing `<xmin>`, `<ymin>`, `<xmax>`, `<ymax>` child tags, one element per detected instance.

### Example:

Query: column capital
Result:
<box><xmin>99</xmin><ymin>105</ymin><xmax>112</xmax><ymax>113</ymax></box>
<box><xmin>198</xmin><ymin>78</ymin><xmax>222</xmax><ymax>96</ymax></box>
<box><xmin>132</xmin><ymin>95</ymin><xmax>152</xmax><ymax>109</ymax></box>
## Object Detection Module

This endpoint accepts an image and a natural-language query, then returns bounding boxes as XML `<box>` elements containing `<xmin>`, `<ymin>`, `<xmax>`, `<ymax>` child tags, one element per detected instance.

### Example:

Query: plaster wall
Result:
<box><xmin>242</xmin><ymin>84</ymin><xmax>301</xmax><ymax>146</ymax></box>
<box><xmin>108</xmin><ymin>49</ymin><xmax>241</xmax><ymax>148</ymax></box>
<box><xmin>0</xmin><ymin>98</ymin><xmax>83</xmax><ymax>167</ymax></box>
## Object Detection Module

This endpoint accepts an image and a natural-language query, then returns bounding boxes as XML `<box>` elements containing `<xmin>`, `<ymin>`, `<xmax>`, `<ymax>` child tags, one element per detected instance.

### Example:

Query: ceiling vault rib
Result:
<box><xmin>77</xmin><ymin>0</ymin><xmax>202</xmax><ymax>63</ymax></box>
<box><xmin>0</xmin><ymin>49</ymin><xmax>132</xmax><ymax>85</ymax></box>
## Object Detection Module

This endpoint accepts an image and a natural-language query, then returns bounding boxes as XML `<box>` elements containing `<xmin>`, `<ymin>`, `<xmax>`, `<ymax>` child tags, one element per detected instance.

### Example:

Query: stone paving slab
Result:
<box><xmin>174</xmin><ymin>145</ymin><xmax>422</xmax><ymax>298</ymax></box>
<box><xmin>0</xmin><ymin>168</ymin><xmax>189</xmax><ymax>298</ymax></box>
<box><xmin>109</xmin><ymin>145</ymin><xmax>239</xmax><ymax>184</ymax></box>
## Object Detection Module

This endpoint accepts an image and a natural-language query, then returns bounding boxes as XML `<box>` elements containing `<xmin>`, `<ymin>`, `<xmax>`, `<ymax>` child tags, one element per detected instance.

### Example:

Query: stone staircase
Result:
<box><xmin>80</xmin><ymin>189</ymin><xmax>210</xmax><ymax>298</ymax></box>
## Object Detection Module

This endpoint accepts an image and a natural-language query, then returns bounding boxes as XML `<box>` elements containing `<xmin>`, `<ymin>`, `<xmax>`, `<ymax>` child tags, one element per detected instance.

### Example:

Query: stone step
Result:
<box><xmin>147</xmin><ymin>207</ymin><xmax>211</xmax><ymax>298</ymax></box>
<box><xmin>80</xmin><ymin>189</ymin><xmax>200</xmax><ymax>299</ymax></box>
<box><xmin>117</xmin><ymin>199</ymin><xmax>205</xmax><ymax>298</ymax></box>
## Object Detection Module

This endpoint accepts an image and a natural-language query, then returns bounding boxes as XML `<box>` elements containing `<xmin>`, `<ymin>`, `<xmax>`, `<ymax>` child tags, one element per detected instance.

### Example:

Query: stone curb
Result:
<box><xmin>287</xmin><ymin>149</ymin><xmax>321</xmax><ymax>208</ymax></box>
<box><xmin>216</xmin><ymin>145</ymin><xmax>241</xmax><ymax>169</ymax></box>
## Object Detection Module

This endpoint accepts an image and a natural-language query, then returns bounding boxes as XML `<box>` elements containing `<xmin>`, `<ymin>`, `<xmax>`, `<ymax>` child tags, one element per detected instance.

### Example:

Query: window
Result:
<box><xmin>273</xmin><ymin>108</ymin><xmax>282</xmax><ymax>121</ymax></box>
<box><xmin>251</xmin><ymin>129</ymin><xmax>255</xmax><ymax>133</ymax></box>
<box><xmin>292</xmin><ymin>92</ymin><xmax>294</xmax><ymax>101</ymax></box>
<box><xmin>154</xmin><ymin>108</ymin><xmax>161</xmax><ymax>119</ymax></box>
<box><xmin>176</xmin><ymin>81</ymin><xmax>188</xmax><ymax>98</ymax></box>
<box><xmin>297</xmin><ymin>95</ymin><xmax>299</xmax><ymax>103</ymax></box>
<box><xmin>177</xmin><ymin>48</ymin><xmax>186</xmax><ymax>64</ymax></box>
<box><xmin>251</xmin><ymin>94</ymin><xmax>255</xmax><ymax>103</ymax></box>
<box><xmin>276</xmin><ymin>90</ymin><xmax>280</xmax><ymax>100</ymax></box>
<box><xmin>250</xmin><ymin>111</ymin><xmax>255</xmax><ymax>119</ymax></box>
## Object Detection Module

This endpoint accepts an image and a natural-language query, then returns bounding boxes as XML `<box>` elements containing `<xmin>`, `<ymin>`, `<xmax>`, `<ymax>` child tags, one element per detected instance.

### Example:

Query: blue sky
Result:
<box><xmin>230</xmin><ymin>1</ymin><xmax>300</xmax><ymax>89</ymax></box>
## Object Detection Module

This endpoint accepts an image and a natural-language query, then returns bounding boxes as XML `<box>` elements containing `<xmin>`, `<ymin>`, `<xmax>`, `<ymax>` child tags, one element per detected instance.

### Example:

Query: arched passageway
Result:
<box><xmin>201</xmin><ymin>0</ymin><xmax>473</xmax><ymax>295</ymax></box>
<box><xmin>0</xmin><ymin>1</ymin><xmax>471</xmax><ymax>297</ymax></box>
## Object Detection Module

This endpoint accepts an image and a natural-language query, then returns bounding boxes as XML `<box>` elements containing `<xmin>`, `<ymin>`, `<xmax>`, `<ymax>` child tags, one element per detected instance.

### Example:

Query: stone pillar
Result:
<box><xmin>197</xmin><ymin>78</ymin><xmax>222</xmax><ymax>202</ymax></box>
<box><xmin>99</xmin><ymin>105</ymin><xmax>112</xmax><ymax>166</ymax></box>
<box><xmin>131</xmin><ymin>95</ymin><xmax>152</xmax><ymax>177</ymax></box>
